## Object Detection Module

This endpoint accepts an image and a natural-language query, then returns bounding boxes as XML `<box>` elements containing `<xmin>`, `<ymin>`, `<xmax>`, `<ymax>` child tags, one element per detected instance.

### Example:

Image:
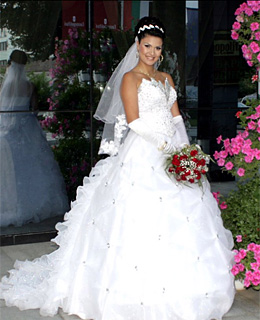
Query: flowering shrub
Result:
<box><xmin>40</xmin><ymin>28</ymin><xmax>123</xmax><ymax>200</ymax></box>
<box><xmin>231</xmin><ymin>1</ymin><xmax>260</xmax><ymax>68</ymax></box>
<box><xmin>214</xmin><ymin>177</ymin><xmax>260</xmax><ymax>249</ymax></box>
<box><xmin>231</xmin><ymin>240</ymin><xmax>260</xmax><ymax>290</ymax></box>
<box><xmin>214</xmin><ymin>104</ymin><xmax>260</xmax><ymax>180</ymax></box>
<box><xmin>213</xmin><ymin>103</ymin><xmax>260</xmax><ymax>250</ymax></box>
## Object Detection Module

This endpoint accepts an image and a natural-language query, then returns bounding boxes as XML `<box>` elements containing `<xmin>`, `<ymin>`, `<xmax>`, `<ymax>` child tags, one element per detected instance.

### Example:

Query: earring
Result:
<box><xmin>136</xmin><ymin>51</ymin><xmax>139</xmax><ymax>58</ymax></box>
<box><xmin>159</xmin><ymin>54</ymin><xmax>164</xmax><ymax>64</ymax></box>
<box><xmin>155</xmin><ymin>54</ymin><xmax>164</xmax><ymax>69</ymax></box>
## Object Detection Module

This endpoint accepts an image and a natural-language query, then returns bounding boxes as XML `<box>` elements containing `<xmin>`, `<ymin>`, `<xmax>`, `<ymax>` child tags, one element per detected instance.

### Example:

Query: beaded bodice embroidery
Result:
<box><xmin>138</xmin><ymin>78</ymin><xmax>177</xmax><ymax>137</ymax></box>
<box><xmin>99</xmin><ymin>77</ymin><xmax>177</xmax><ymax>156</ymax></box>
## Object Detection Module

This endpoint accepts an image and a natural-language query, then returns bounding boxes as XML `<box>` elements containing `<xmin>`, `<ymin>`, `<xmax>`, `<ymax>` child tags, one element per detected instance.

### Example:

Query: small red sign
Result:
<box><xmin>94</xmin><ymin>1</ymin><xmax>118</xmax><ymax>30</ymax></box>
<box><xmin>62</xmin><ymin>1</ymin><xmax>86</xmax><ymax>38</ymax></box>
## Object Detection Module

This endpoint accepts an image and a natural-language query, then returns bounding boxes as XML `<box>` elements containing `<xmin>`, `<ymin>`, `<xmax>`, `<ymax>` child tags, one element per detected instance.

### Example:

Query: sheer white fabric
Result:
<box><xmin>0</xmin><ymin>62</ymin><xmax>32</xmax><ymax>134</ymax></box>
<box><xmin>94</xmin><ymin>38</ymin><xmax>139</xmax><ymax>155</ymax></box>
<box><xmin>0</xmin><ymin>63</ymin><xmax>69</xmax><ymax>227</ymax></box>
<box><xmin>0</xmin><ymin>78</ymin><xmax>235</xmax><ymax>319</ymax></box>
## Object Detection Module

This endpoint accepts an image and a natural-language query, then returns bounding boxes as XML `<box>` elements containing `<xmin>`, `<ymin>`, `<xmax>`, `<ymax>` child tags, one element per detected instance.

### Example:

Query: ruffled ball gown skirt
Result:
<box><xmin>0</xmin><ymin>80</ymin><xmax>235</xmax><ymax>319</ymax></box>
<box><xmin>0</xmin><ymin>110</ymin><xmax>69</xmax><ymax>227</ymax></box>
<box><xmin>0</xmin><ymin>130</ymin><xmax>235</xmax><ymax>319</ymax></box>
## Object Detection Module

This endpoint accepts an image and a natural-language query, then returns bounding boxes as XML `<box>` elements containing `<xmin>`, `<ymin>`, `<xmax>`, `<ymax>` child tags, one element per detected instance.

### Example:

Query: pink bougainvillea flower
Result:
<box><xmin>217</xmin><ymin>158</ymin><xmax>225</xmax><ymax>166</ymax></box>
<box><xmin>257</xmin><ymin>53</ymin><xmax>260</xmax><ymax>63</ymax></box>
<box><xmin>245</xmin><ymin>7</ymin><xmax>254</xmax><ymax>16</ymax></box>
<box><xmin>235</xmin><ymin>7</ymin><xmax>243</xmax><ymax>15</ymax></box>
<box><xmin>223</xmin><ymin>138</ymin><xmax>231</xmax><ymax>148</ymax></box>
<box><xmin>250</xmin><ymin>22</ymin><xmax>260</xmax><ymax>31</ymax></box>
<box><xmin>240</xmin><ymin>2</ymin><xmax>249</xmax><ymax>11</ymax></box>
<box><xmin>216</xmin><ymin>135</ymin><xmax>222</xmax><ymax>144</ymax></box>
<box><xmin>249</xmin><ymin>41</ymin><xmax>260</xmax><ymax>53</ymax></box>
<box><xmin>247</xmin><ymin>60</ymin><xmax>254</xmax><ymax>67</ymax></box>
<box><xmin>240</xmin><ymin>249</ymin><xmax>247</xmax><ymax>259</ymax></box>
<box><xmin>236</xmin><ymin>235</ymin><xmax>243</xmax><ymax>243</ymax></box>
<box><xmin>244</xmin><ymin>278</ymin><xmax>251</xmax><ymax>287</ymax></box>
<box><xmin>253</xmin><ymin>270</ymin><xmax>260</xmax><ymax>280</ymax></box>
<box><xmin>212</xmin><ymin>192</ymin><xmax>220</xmax><ymax>203</ymax></box>
<box><xmin>233</xmin><ymin>22</ymin><xmax>241</xmax><ymax>30</ymax></box>
<box><xmin>238</xmin><ymin>263</ymin><xmax>245</xmax><ymax>272</ymax></box>
<box><xmin>244</xmin><ymin>49</ymin><xmax>253</xmax><ymax>60</ymax></box>
<box><xmin>248</xmin><ymin>243</ymin><xmax>256</xmax><ymax>251</ymax></box>
<box><xmin>225</xmin><ymin>161</ymin><xmax>234</xmax><ymax>170</ymax></box>
<box><xmin>241</xmin><ymin>44</ymin><xmax>248</xmax><ymax>53</ymax></box>
<box><xmin>220</xmin><ymin>202</ymin><xmax>227</xmax><ymax>210</ymax></box>
<box><xmin>252</xmin><ymin>278</ymin><xmax>260</xmax><ymax>286</ymax></box>
<box><xmin>213</xmin><ymin>150</ymin><xmax>220</xmax><ymax>160</ymax></box>
<box><xmin>255</xmin><ymin>244</ymin><xmax>260</xmax><ymax>253</ymax></box>
<box><xmin>254</xmin><ymin>149</ymin><xmax>260</xmax><ymax>160</ymax></box>
<box><xmin>255</xmin><ymin>32</ymin><xmax>260</xmax><ymax>41</ymax></box>
<box><xmin>231</xmin><ymin>31</ymin><xmax>239</xmax><ymax>40</ymax></box>
<box><xmin>231</xmin><ymin>265</ymin><xmax>239</xmax><ymax>275</ymax></box>
<box><xmin>219</xmin><ymin>150</ymin><xmax>228</xmax><ymax>158</ymax></box>
<box><xmin>251</xmin><ymin>262</ymin><xmax>260</xmax><ymax>271</ymax></box>
<box><xmin>244</xmin><ymin>154</ymin><xmax>254</xmax><ymax>163</ymax></box>
<box><xmin>248</xmin><ymin>120</ymin><xmax>257</xmax><ymax>130</ymax></box>
<box><xmin>241</xmin><ymin>130</ymin><xmax>249</xmax><ymax>138</ymax></box>
<box><xmin>237</xmin><ymin>168</ymin><xmax>245</xmax><ymax>176</ymax></box>
<box><xmin>245</xmin><ymin>270</ymin><xmax>254</xmax><ymax>281</ymax></box>
<box><xmin>234</xmin><ymin>255</ymin><xmax>241</xmax><ymax>263</ymax></box>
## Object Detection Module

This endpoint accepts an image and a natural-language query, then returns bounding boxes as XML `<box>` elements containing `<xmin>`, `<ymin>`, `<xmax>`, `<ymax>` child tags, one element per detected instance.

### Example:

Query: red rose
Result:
<box><xmin>179</xmin><ymin>166</ymin><xmax>186</xmax><ymax>172</ymax></box>
<box><xmin>196</xmin><ymin>173</ymin><xmax>201</xmax><ymax>180</ymax></box>
<box><xmin>175</xmin><ymin>167</ymin><xmax>181</xmax><ymax>174</ymax></box>
<box><xmin>190</xmin><ymin>150</ymin><xmax>198</xmax><ymax>157</ymax></box>
<box><xmin>180</xmin><ymin>155</ymin><xmax>188</xmax><ymax>160</ymax></box>
<box><xmin>192</xmin><ymin>158</ymin><xmax>199</xmax><ymax>163</ymax></box>
<box><xmin>199</xmin><ymin>159</ymin><xmax>206</xmax><ymax>166</ymax></box>
<box><xmin>189</xmin><ymin>178</ymin><xmax>195</xmax><ymax>183</ymax></box>
<box><xmin>184</xmin><ymin>170</ymin><xmax>191</xmax><ymax>176</ymax></box>
<box><xmin>169</xmin><ymin>167</ymin><xmax>174</xmax><ymax>173</ymax></box>
<box><xmin>172</xmin><ymin>155</ymin><xmax>180</xmax><ymax>166</ymax></box>
<box><xmin>201</xmin><ymin>169</ymin><xmax>206</xmax><ymax>174</ymax></box>
<box><xmin>181</xmin><ymin>175</ymin><xmax>187</xmax><ymax>181</ymax></box>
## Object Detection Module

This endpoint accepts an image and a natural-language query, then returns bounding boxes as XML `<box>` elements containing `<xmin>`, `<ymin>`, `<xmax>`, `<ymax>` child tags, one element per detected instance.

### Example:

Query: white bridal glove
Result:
<box><xmin>128</xmin><ymin>118</ymin><xmax>175</xmax><ymax>153</ymax></box>
<box><xmin>172</xmin><ymin>115</ymin><xmax>190</xmax><ymax>149</ymax></box>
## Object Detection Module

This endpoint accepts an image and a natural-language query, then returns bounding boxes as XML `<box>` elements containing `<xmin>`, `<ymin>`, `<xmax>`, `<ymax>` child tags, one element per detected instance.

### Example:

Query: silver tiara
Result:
<box><xmin>138</xmin><ymin>24</ymin><xmax>164</xmax><ymax>34</ymax></box>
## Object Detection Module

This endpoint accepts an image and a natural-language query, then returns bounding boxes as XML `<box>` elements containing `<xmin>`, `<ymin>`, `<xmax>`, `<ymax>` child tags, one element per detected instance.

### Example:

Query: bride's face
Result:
<box><xmin>137</xmin><ymin>35</ymin><xmax>163</xmax><ymax>66</ymax></box>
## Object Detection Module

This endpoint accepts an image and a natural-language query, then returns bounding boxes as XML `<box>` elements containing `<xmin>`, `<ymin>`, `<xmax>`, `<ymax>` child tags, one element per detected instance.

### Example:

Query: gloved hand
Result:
<box><xmin>172</xmin><ymin>115</ymin><xmax>190</xmax><ymax>149</ymax></box>
<box><xmin>128</xmin><ymin>118</ymin><xmax>175</xmax><ymax>153</ymax></box>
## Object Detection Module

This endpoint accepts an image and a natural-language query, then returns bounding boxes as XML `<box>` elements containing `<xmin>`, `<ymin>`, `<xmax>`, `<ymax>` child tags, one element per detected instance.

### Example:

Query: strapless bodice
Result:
<box><xmin>138</xmin><ymin>78</ymin><xmax>177</xmax><ymax>137</ymax></box>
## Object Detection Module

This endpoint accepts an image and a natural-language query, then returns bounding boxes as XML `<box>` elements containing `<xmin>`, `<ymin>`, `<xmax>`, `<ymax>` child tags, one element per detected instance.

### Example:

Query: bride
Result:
<box><xmin>0</xmin><ymin>17</ymin><xmax>235</xmax><ymax>320</ymax></box>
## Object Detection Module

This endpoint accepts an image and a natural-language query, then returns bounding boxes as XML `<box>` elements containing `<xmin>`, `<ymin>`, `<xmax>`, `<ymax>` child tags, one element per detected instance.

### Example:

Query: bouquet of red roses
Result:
<box><xmin>165</xmin><ymin>144</ymin><xmax>210</xmax><ymax>186</ymax></box>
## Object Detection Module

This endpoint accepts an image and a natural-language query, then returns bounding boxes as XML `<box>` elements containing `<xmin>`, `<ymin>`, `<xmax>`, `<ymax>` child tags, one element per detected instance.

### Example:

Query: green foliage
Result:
<box><xmin>52</xmin><ymin>138</ymin><xmax>91</xmax><ymax>201</ymax></box>
<box><xmin>27</xmin><ymin>72</ymin><xmax>51</xmax><ymax>110</ymax></box>
<box><xmin>238</xmin><ymin>70</ymin><xmax>258</xmax><ymax>98</ymax></box>
<box><xmin>1</xmin><ymin>1</ymin><xmax>61</xmax><ymax>61</ymax></box>
<box><xmin>221</xmin><ymin>177</ymin><xmax>260</xmax><ymax>249</ymax></box>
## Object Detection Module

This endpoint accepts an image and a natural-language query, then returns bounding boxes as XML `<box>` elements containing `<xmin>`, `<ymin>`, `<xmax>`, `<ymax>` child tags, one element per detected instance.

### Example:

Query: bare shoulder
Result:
<box><xmin>121</xmin><ymin>70</ymin><xmax>139</xmax><ymax>96</ymax></box>
<box><xmin>160</xmin><ymin>71</ymin><xmax>175</xmax><ymax>88</ymax></box>
<box><xmin>122</xmin><ymin>70</ymin><xmax>139</xmax><ymax>87</ymax></box>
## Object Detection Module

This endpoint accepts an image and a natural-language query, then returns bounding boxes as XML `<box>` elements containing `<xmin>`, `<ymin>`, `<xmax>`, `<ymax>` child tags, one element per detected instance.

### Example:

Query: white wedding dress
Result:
<box><xmin>0</xmin><ymin>78</ymin><xmax>235</xmax><ymax>320</ymax></box>
<box><xmin>0</xmin><ymin>97</ymin><xmax>69</xmax><ymax>227</ymax></box>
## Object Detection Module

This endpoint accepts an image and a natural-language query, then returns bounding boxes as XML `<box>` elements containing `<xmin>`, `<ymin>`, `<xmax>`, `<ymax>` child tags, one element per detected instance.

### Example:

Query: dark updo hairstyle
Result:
<box><xmin>9</xmin><ymin>49</ymin><xmax>28</xmax><ymax>65</ymax></box>
<box><xmin>134</xmin><ymin>16</ymin><xmax>166</xmax><ymax>42</ymax></box>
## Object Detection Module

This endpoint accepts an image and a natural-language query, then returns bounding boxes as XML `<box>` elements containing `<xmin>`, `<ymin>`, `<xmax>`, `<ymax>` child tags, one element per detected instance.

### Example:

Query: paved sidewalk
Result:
<box><xmin>0</xmin><ymin>242</ymin><xmax>259</xmax><ymax>320</ymax></box>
